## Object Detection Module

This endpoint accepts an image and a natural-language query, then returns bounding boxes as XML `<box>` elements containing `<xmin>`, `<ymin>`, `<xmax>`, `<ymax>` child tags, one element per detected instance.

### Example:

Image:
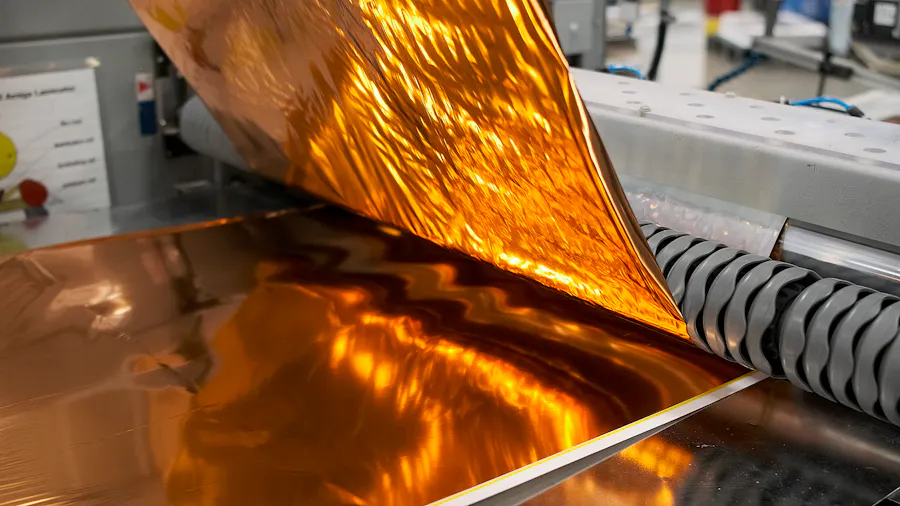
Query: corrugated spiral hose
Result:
<box><xmin>641</xmin><ymin>222</ymin><xmax>900</xmax><ymax>425</ymax></box>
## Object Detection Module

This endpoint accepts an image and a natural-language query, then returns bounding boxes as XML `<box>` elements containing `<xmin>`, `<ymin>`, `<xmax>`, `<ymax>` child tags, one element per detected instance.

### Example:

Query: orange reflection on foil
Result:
<box><xmin>167</xmin><ymin>280</ymin><xmax>601</xmax><ymax>506</ymax></box>
<box><xmin>618</xmin><ymin>437</ymin><xmax>692</xmax><ymax>480</ymax></box>
<box><xmin>0</xmin><ymin>209</ymin><xmax>745</xmax><ymax>506</ymax></box>
<box><xmin>130</xmin><ymin>0</ymin><xmax>686</xmax><ymax>337</ymax></box>
<box><xmin>333</xmin><ymin>310</ymin><xmax>597</xmax><ymax>494</ymax></box>
<box><xmin>527</xmin><ymin>437</ymin><xmax>692</xmax><ymax>506</ymax></box>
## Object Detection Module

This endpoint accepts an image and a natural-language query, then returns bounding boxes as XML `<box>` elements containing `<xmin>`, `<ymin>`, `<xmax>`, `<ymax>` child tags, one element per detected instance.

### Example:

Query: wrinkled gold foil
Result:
<box><xmin>131</xmin><ymin>0</ymin><xmax>686</xmax><ymax>336</ymax></box>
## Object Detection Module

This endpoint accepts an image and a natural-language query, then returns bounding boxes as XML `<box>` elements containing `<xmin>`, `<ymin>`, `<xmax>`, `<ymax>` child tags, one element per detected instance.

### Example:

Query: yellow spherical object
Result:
<box><xmin>0</xmin><ymin>133</ymin><xmax>16</xmax><ymax>180</ymax></box>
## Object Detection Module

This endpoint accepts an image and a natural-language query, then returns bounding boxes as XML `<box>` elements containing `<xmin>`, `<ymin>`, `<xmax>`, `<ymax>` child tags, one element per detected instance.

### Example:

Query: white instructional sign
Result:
<box><xmin>0</xmin><ymin>68</ymin><xmax>110</xmax><ymax>223</ymax></box>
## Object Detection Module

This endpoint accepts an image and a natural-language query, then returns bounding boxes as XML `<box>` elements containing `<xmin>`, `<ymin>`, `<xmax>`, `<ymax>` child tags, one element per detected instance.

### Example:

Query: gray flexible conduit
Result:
<box><xmin>641</xmin><ymin>223</ymin><xmax>900</xmax><ymax>425</ymax></box>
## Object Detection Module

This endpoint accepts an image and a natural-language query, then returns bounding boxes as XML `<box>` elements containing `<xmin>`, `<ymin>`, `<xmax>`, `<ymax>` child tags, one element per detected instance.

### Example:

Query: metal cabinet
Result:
<box><xmin>553</xmin><ymin>0</ymin><xmax>597</xmax><ymax>56</ymax></box>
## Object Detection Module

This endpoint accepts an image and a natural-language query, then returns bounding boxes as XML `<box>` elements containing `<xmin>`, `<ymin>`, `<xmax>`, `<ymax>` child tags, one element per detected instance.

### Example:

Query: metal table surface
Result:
<box><xmin>0</xmin><ymin>184</ymin><xmax>296</xmax><ymax>253</ymax></box>
<box><xmin>488</xmin><ymin>378</ymin><xmax>900</xmax><ymax>506</ymax></box>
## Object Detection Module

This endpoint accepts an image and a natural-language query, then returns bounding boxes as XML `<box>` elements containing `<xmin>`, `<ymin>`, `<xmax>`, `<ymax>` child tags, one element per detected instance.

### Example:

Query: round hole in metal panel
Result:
<box><xmin>697</xmin><ymin>114</ymin><xmax>714</xmax><ymax>119</ymax></box>
<box><xmin>845</xmin><ymin>132</ymin><xmax>864</xmax><ymax>138</ymax></box>
<box><xmin>775</xmin><ymin>130</ymin><xmax>795</xmax><ymax>135</ymax></box>
<box><xmin>762</xmin><ymin>117</ymin><xmax>780</xmax><ymax>121</ymax></box>
<box><xmin>626</xmin><ymin>100</ymin><xmax>642</xmax><ymax>104</ymax></box>
<box><xmin>865</xmin><ymin>147</ymin><xmax>887</xmax><ymax>153</ymax></box>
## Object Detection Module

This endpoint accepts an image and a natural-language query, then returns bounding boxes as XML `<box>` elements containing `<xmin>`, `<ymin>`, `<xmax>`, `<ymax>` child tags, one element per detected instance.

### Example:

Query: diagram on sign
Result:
<box><xmin>0</xmin><ymin>130</ymin><xmax>49</xmax><ymax>217</ymax></box>
<box><xmin>0</xmin><ymin>131</ymin><xmax>17</xmax><ymax>178</ymax></box>
<box><xmin>0</xmin><ymin>68</ymin><xmax>110</xmax><ymax>224</ymax></box>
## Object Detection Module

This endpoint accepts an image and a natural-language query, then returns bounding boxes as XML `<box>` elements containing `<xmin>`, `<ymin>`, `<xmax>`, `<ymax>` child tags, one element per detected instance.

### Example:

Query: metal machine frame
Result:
<box><xmin>574</xmin><ymin>68</ymin><xmax>900</xmax><ymax>249</ymax></box>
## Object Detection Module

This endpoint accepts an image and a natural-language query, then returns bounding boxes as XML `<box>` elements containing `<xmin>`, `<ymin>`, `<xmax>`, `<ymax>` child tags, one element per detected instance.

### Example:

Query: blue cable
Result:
<box><xmin>790</xmin><ymin>97</ymin><xmax>853</xmax><ymax>110</ymax></box>
<box><xmin>707</xmin><ymin>53</ymin><xmax>761</xmax><ymax>91</ymax></box>
<box><xmin>607</xmin><ymin>64</ymin><xmax>646</xmax><ymax>80</ymax></box>
<box><xmin>788</xmin><ymin>96</ymin><xmax>864</xmax><ymax>117</ymax></box>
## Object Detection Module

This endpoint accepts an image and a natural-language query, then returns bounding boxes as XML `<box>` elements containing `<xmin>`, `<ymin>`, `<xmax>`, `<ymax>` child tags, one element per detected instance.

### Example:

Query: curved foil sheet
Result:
<box><xmin>0</xmin><ymin>208</ymin><xmax>740</xmax><ymax>506</ymax></box>
<box><xmin>130</xmin><ymin>0</ymin><xmax>685</xmax><ymax>336</ymax></box>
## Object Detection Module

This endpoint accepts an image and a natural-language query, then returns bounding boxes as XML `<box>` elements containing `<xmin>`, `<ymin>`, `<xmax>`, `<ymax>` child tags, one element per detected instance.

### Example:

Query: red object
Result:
<box><xmin>138</xmin><ymin>81</ymin><xmax>152</xmax><ymax>94</ymax></box>
<box><xmin>19</xmin><ymin>179</ymin><xmax>48</xmax><ymax>207</ymax></box>
<box><xmin>706</xmin><ymin>0</ymin><xmax>740</xmax><ymax>16</ymax></box>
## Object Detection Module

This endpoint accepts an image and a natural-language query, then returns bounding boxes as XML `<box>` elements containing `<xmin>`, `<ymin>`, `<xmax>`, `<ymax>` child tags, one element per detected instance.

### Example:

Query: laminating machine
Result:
<box><xmin>175</xmin><ymin>68</ymin><xmax>900</xmax><ymax>504</ymax></box>
<box><xmin>1</xmin><ymin>0</ymin><xmax>900</xmax><ymax>504</ymax></box>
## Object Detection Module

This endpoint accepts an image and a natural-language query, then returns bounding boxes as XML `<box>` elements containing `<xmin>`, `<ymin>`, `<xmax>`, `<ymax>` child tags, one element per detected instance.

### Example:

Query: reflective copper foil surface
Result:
<box><xmin>0</xmin><ymin>208</ymin><xmax>741</xmax><ymax>505</ymax></box>
<box><xmin>130</xmin><ymin>0</ymin><xmax>685</xmax><ymax>336</ymax></box>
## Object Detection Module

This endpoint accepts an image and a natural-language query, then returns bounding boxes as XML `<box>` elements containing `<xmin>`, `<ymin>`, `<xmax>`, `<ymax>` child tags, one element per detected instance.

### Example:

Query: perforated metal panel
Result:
<box><xmin>573</xmin><ymin>68</ymin><xmax>900</xmax><ymax>248</ymax></box>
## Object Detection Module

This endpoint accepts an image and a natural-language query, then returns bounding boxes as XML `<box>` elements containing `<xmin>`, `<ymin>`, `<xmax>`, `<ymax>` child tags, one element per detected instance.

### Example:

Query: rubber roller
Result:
<box><xmin>640</xmin><ymin>223</ymin><xmax>900</xmax><ymax>424</ymax></box>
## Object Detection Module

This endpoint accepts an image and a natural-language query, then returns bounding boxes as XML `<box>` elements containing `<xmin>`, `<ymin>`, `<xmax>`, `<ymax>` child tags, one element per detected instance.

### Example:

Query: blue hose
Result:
<box><xmin>607</xmin><ymin>64</ymin><xmax>646</xmax><ymax>80</ymax></box>
<box><xmin>789</xmin><ymin>97</ymin><xmax>864</xmax><ymax>117</ymax></box>
<box><xmin>790</xmin><ymin>97</ymin><xmax>852</xmax><ymax>110</ymax></box>
<box><xmin>707</xmin><ymin>53</ymin><xmax>761</xmax><ymax>91</ymax></box>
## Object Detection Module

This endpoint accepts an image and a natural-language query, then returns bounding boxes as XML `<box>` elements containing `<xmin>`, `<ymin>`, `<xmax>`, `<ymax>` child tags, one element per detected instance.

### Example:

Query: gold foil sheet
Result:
<box><xmin>0</xmin><ymin>208</ymin><xmax>741</xmax><ymax>506</ymax></box>
<box><xmin>130</xmin><ymin>0</ymin><xmax>686</xmax><ymax>337</ymax></box>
